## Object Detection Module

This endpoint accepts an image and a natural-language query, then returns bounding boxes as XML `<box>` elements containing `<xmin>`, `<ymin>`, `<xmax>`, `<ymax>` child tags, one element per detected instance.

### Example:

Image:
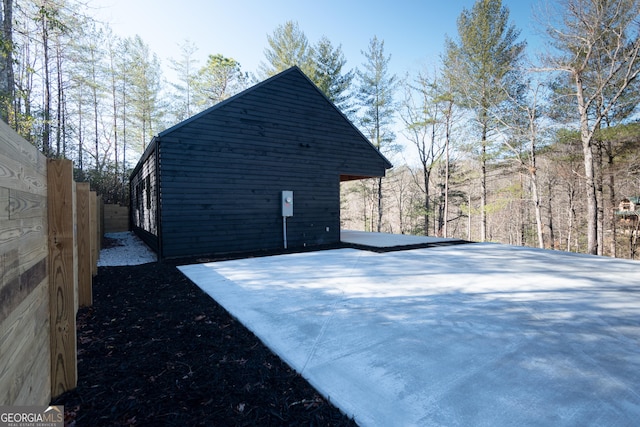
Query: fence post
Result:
<box><xmin>90</xmin><ymin>191</ymin><xmax>98</xmax><ymax>277</ymax></box>
<box><xmin>76</xmin><ymin>183</ymin><xmax>92</xmax><ymax>307</ymax></box>
<box><xmin>47</xmin><ymin>158</ymin><xmax>78</xmax><ymax>398</ymax></box>
<box><xmin>97</xmin><ymin>195</ymin><xmax>103</xmax><ymax>251</ymax></box>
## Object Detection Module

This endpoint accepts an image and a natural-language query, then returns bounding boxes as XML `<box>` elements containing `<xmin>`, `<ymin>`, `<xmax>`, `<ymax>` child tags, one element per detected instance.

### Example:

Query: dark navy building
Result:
<box><xmin>130</xmin><ymin>67</ymin><xmax>391</xmax><ymax>259</ymax></box>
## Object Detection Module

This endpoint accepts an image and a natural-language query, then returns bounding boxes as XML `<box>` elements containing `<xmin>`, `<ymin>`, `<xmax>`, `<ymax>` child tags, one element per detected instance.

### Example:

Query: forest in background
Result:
<box><xmin>1</xmin><ymin>0</ymin><xmax>640</xmax><ymax>258</ymax></box>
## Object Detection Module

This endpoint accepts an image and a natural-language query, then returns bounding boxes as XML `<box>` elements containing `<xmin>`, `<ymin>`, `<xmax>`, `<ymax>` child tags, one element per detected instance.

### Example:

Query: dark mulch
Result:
<box><xmin>51</xmin><ymin>260</ymin><xmax>357</xmax><ymax>426</ymax></box>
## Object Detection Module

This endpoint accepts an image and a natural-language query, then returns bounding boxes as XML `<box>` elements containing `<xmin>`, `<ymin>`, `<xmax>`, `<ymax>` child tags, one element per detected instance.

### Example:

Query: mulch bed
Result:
<box><xmin>51</xmin><ymin>259</ymin><xmax>357</xmax><ymax>426</ymax></box>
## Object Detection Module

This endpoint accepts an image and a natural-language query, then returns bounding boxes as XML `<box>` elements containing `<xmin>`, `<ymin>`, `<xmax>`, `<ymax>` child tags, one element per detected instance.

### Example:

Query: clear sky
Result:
<box><xmin>88</xmin><ymin>0</ymin><xmax>545</xmax><ymax>80</ymax></box>
<box><xmin>88</xmin><ymin>0</ymin><xmax>546</xmax><ymax>165</ymax></box>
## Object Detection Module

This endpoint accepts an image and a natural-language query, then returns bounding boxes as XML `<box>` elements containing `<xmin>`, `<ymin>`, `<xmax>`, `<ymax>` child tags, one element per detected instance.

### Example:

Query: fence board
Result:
<box><xmin>0</xmin><ymin>257</ymin><xmax>46</xmax><ymax>324</ymax></box>
<box><xmin>0</xmin><ymin>122</ymin><xmax>46</xmax><ymax>196</ymax></box>
<box><xmin>0</xmin><ymin>121</ymin><xmax>50</xmax><ymax>405</ymax></box>
<box><xmin>0</xmin><ymin>187</ymin><xmax>8</xmax><ymax>220</ymax></box>
<box><xmin>0</xmin><ymin>216</ymin><xmax>46</xmax><ymax>291</ymax></box>
<box><xmin>90</xmin><ymin>191</ymin><xmax>98</xmax><ymax>277</ymax></box>
<box><xmin>8</xmin><ymin>188</ymin><xmax>45</xmax><ymax>219</ymax></box>
<box><xmin>1</xmin><ymin>121</ymin><xmax>99</xmax><ymax>404</ymax></box>
<box><xmin>104</xmin><ymin>204</ymin><xmax>129</xmax><ymax>232</ymax></box>
<box><xmin>96</xmin><ymin>196</ymin><xmax>102</xmax><ymax>251</ymax></box>
<box><xmin>0</xmin><ymin>279</ymin><xmax>50</xmax><ymax>404</ymax></box>
<box><xmin>47</xmin><ymin>158</ymin><xmax>77</xmax><ymax>398</ymax></box>
<box><xmin>76</xmin><ymin>183</ymin><xmax>92</xmax><ymax>307</ymax></box>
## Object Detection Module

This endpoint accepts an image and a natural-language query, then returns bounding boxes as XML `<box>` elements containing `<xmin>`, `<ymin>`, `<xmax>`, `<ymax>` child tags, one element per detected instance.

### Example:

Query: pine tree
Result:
<box><xmin>168</xmin><ymin>39</ymin><xmax>199</xmax><ymax>121</ymax></box>
<box><xmin>312</xmin><ymin>36</ymin><xmax>355</xmax><ymax>118</ymax></box>
<box><xmin>192</xmin><ymin>54</ymin><xmax>247</xmax><ymax>108</ymax></box>
<box><xmin>127</xmin><ymin>35</ymin><xmax>163</xmax><ymax>152</ymax></box>
<box><xmin>260</xmin><ymin>21</ymin><xmax>314</xmax><ymax>78</ymax></box>
<box><xmin>443</xmin><ymin>0</ymin><xmax>525</xmax><ymax>242</ymax></box>
<box><xmin>356</xmin><ymin>36</ymin><xmax>398</xmax><ymax>232</ymax></box>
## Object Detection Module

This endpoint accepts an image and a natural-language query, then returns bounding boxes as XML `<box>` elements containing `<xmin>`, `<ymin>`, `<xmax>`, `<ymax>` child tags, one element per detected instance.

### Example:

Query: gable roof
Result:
<box><xmin>158</xmin><ymin>66</ymin><xmax>392</xmax><ymax>170</ymax></box>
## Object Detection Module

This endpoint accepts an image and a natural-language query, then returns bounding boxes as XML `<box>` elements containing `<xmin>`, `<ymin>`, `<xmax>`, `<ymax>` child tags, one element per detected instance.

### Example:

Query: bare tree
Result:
<box><xmin>539</xmin><ymin>0</ymin><xmax>640</xmax><ymax>254</ymax></box>
<box><xmin>490</xmin><ymin>81</ymin><xmax>547</xmax><ymax>248</ymax></box>
<box><xmin>400</xmin><ymin>70</ymin><xmax>447</xmax><ymax>235</ymax></box>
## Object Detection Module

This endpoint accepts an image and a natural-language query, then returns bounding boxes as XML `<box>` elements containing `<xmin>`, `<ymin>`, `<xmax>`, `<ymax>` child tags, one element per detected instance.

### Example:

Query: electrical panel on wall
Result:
<box><xmin>282</xmin><ymin>191</ymin><xmax>293</xmax><ymax>217</ymax></box>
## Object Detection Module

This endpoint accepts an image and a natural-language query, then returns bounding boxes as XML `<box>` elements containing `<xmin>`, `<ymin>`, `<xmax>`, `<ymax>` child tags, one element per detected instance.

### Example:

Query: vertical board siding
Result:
<box><xmin>0</xmin><ymin>120</ymin><xmax>51</xmax><ymax>405</ymax></box>
<box><xmin>132</xmin><ymin>68</ymin><xmax>389</xmax><ymax>258</ymax></box>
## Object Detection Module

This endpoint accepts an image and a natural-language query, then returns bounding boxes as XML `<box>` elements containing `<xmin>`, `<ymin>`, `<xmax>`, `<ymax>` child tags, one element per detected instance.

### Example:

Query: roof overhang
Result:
<box><xmin>340</xmin><ymin>174</ymin><xmax>380</xmax><ymax>182</ymax></box>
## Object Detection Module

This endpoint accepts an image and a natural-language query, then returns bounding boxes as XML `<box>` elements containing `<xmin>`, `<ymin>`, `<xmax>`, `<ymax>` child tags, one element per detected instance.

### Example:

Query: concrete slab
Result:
<box><xmin>179</xmin><ymin>243</ymin><xmax>640</xmax><ymax>426</ymax></box>
<box><xmin>341</xmin><ymin>229</ymin><xmax>459</xmax><ymax>247</ymax></box>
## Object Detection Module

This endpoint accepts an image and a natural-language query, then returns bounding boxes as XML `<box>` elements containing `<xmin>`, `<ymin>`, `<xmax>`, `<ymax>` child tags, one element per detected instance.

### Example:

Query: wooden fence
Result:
<box><xmin>1</xmin><ymin>120</ymin><xmax>99</xmax><ymax>405</ymax></box>
<box><xmin>103</xmin><ymin>204</ymin><xmax>129</xmax><ymax>233</ymax></box>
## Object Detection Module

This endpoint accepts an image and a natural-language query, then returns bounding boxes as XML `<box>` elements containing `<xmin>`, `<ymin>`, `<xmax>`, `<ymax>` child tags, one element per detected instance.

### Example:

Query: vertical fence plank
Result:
<box><xmin>47</xmin><ymin>158</ymin><xmax>77</xmax><ymax>399</ymax></box>
<box><xmin>103</xmin><ymin>204</ymin><xmax>130</xmax><ymax>232</ymax></box>
<box><xmin>90</xmin><ymin>191</ymin><xmax>98</xmax><ymax>277</ymax></box>
<box><xmin>97</xmin><ymin>196</ymin><xmax>103</xmax><ymax>251</ymax></box>
<box><xmin>76</xmin><ymin>183</ymin><xmax>92</xmax><ymax>307</ymax></box>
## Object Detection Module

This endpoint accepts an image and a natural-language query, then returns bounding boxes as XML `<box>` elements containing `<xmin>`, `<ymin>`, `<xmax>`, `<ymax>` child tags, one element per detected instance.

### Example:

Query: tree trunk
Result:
<box><xmin>583</xmin><ymin>142</ymin><xmax>598</xmax><ymax>255</ymax></box>
<box><xmin>55</xmin><ymin>40</ymin><xmax>63</xmax><ymax>156</ymax></box>
<box><xmin>361</xmin><ymin>181</ymin><xmax>369</xmax><ymax>231</ymax></box>
<box><xmin>377</xmin><ymin>176</ymin><xmax>383</xmax><ymax>232</ymax></box>
<box><xmin>631</xmin><ymin>217</ymin><xmax>640</xmax><ymax>260</ymax></box>
<box><xmin>1</xmin><ymin>0</ymin><xmax>15</xmax><ymax>124</ymax></box>
<box><xmin>121</xmin><ymin>75</ymin><xmax>127</xmax><ymax>201</ymax></box>
<box><xmin>608</xmin><ymin>151</ymin><xmax>617</xmax><ymax>258</ymax></box>
<box><xmin>566</xmin><ymin>182</ymin><xmax>576</xmax><ymax>252</ymax></box>
<box><xmin>92</xmin><ymin>58</ymin><xmax>100</xmax><ymax>171</ymax></box>
<box><xmin>529</xmin><ymin>168</ymin><xmax>544</xmax><ymax>248</ymax></box>
<box><xmin>443</xmin><ymin>96</ymin><xmax>453</xmax><ymax>238</ymax></box>
<box><xmin>42</xmin><ymin>12</ymin><xmax>51</xmax><ymax>156</ymax></box>
<box><xmin>437</xmin><ymin>179</ymin><xmax>445</xmax><ymax>237</ymax></box>
<box><xmin>527</xmin><ymin>115</ymin><xmax>544</xmax><ymax>249</ymax></box>
<box><xmin>112</xmin><ymin>60</ymin><xmax>118</xmax><ymax>186</ymax></box>
<box><xmin>78</xmin><ymin>97</ymin><xmax>83</xmax><ymax>171</ymax></box>
<box><xmin>396</xmin><ymin>174</ymin><xmax>405</xmax><ymax>234</ymax></box>
<box><xmin>603</xmin><ymin>140</ymin><xmax>617</xmax><ymax>257</ymax></box>
<box><xmin>581</xmin><ymin>136</ymin><xmax>599</xmax><ymax>254</ymax></box>
<box><xmin>444</xmin><ymin>127</ymin><xmax>450</xmax><ymax>238</ymax></box>
<box><xmin>480</xmin><ymin>134</ymin><xmax>487</xmax><ymax>242</ymax></box>
<box><xmin>547</xmin><ymin>180</ymin><xmax>555</xmax><ymax>250</ymax></box>
<box><xmin>519</xmin><ymin>173</ymin><xmax>525</xmax><ymax>246</ymax></box>
<box><xmin>576</xmin><ymin>75</ymin><xmax>598</xmax><ymax>255</ymax></box>
<box><xmin>596</xmin><ymin>143</ymin><xmax>604</xmax><ymax>256</ymax></box>
<box><xmin>423</xmin><ymin>164</ymin><xmax>430</xmax><ymax>235</ymax></box>
<box><xmin>468</xmin><ymin>189</ymin><xmax>472</xmax><ymax>241</ymax></box>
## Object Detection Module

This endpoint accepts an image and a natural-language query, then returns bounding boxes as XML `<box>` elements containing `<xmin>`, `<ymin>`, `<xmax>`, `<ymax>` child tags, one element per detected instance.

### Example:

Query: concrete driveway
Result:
<box><xmin>179</xmin><ymin>239</ymin><xmax>640</xmax><ymax>426</ymax></box>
